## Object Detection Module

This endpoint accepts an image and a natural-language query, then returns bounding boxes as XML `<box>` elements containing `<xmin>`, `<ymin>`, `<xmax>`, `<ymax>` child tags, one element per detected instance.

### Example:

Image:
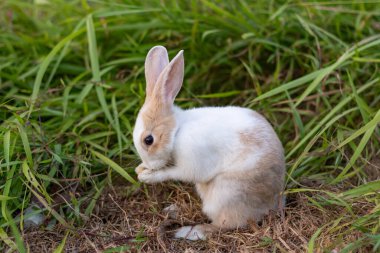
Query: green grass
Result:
<box><xmin>1</xmin><ymin>0</ymin><xmax>380</xmax><ymax>251</ymax></box>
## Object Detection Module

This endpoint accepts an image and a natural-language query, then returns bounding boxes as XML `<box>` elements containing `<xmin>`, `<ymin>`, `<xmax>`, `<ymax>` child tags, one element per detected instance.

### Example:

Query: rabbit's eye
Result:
<box><xmin>144</xmin><ymin>135</ymin><xmax>154</xmax><ymax>146</ymax></box>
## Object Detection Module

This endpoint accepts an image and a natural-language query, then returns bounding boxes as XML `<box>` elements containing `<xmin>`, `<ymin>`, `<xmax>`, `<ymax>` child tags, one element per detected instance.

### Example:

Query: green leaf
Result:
<box><xmin>112</xmin><ymin>94</ymin><xmax>123</xmax><ymax>157</ymax></box>
<box><xmin>17</xmin><ymin>124</ymin><xmax>33</xmax><ymax>167</ymax></box>
<box><xmin>28</xmin><ymin>27</ymin><xmax>86</xmax><ymax>116</ymax></box>
<box><xmin>91</xmin><ymin>150</ymin><xmax>138</xmax><ymax>185</ymax></box>
<box><xmin>332</xmin><ymin>110</ymin><xmax>380</xmax><ymax>184</ymax></box>
<box><xmin>252</xmin><ymin>68</ymin><xmax>325</xmax><ymax>102</ymax></box>
<box><xmin>286</xmin><ymin>77</ymin><xmax>377</xmax><ymax>159</ymax></box>
<box><xmin>22</xmin><ymin>160</ymin><xmax>45</xmax><ymax>195</ymax></box>
<box><xmin>86</xmin><ymin>14</ymin><xmax>116</xmax><ymax>129</ymax></box>
<box><xmin>197</xmin><ymin>90</ymin><xmax>241</xmax><ymax>98</ymax></box>
<box><xmin>308</xmin><ymin>226</ymin><xmax>323</xmax><ymax>253</ymax></box>
<box><xmin>52</xmin><ymin>230</ymin><xmax>70</xmax><ymax>253</ymax></box>
<box><xmin>0</xmin><ymin>195</ymin><xmax>15</xmax><ymax>201</ymax></box>
<box><xmin>340</xmin><ymin>180</ymin><xmax>380</xmax><ymax>200</ymax></box>
<box><xmin>3</xmin><ymin>208</ymin><xmax>26</xmax><ymax>253</ymax></box>
<box><xmin>335</xmin><ymin>109</ymin><xmax>380</xmax><ymax>150</ymax></box>
<box><xmin>1</xmin><ymin>165</ymin><xmax>16</xmax><ymax>222</ymax></box>
<box><xmin>0</xmin><ymin>227</ymin><xmax>17</xmax><ymax>250</ymax></box>
<box><xmin>3</xmin><ymin>130</ymin><xmax>10</xmax><ymax>166</ymax></box>
<box><xmin>295</xmin><ymin>35</ymin><xmax>380</xmax><ymax>107</ymax></box>
<box><xmin>27</xmin><ymin>186</ymin><xmax>71</xmax><ymax>228</ymax></box>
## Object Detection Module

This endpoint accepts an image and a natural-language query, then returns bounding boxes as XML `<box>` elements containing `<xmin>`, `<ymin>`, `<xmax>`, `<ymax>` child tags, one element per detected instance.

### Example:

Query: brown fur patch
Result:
<box><xmin>236</xmin><ymin>128</ymin><xmax>264</xmax><ymax>162</ymax></box>
<box><xmin>204</xmin><ymin>156</ymin><xmax>285</xmax><ymax>228</ymax></box>
<box><xmin>239</xmin><ymin>130</ymin><xmax>262</xmax><ymax>146</ymax></box>
<box><xmin>217</xmin><ymin>171</ymin><xmax>281</xmax><ymax>226</ymax></box>
<box><xmin>228</xmin><ymin>169</ymin><xmax>281</xmax><ymax>204</ymax></box>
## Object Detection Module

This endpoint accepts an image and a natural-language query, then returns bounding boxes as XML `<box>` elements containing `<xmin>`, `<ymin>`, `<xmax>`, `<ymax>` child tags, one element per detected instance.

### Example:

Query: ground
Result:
<box><xmin>23</xmin><ymin>180</ymin><xmax>375</xmax><ymax>253</ymax></box>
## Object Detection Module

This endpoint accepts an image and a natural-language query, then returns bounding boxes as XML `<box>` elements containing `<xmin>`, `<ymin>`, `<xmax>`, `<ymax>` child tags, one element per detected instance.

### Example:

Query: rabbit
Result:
<box><xmin>133</xmin><ymin>45</ymin><xmax>285</xmax><ymax>241</ymax></box>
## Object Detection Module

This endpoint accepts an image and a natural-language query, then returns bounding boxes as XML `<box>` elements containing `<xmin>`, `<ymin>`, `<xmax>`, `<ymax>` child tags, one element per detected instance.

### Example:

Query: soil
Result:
<box><xmin>22</xmin><ymin>182</ymin><xmax>372</xmax><ymax>253</ymax></box>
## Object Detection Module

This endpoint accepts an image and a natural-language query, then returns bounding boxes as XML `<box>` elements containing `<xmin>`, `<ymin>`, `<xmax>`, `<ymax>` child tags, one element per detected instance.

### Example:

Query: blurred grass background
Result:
<box><xmin>0</xmin><ymin>0</ymin><xmax>380</xmax><ymax>252</ymax></box>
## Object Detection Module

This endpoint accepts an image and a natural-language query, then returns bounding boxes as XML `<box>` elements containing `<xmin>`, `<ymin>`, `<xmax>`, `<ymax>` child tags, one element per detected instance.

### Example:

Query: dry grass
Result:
<box><xmin>23</xmin><ymin>181</ymin><xmax>375</xmax><ymax>253</ymax></box>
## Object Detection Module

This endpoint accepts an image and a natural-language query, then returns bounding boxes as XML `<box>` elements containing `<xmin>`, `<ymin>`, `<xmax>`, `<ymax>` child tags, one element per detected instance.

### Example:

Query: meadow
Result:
<box><xmin>0</xmin><ymin>0</ymin><xmax>380</xmax><ymax>252</ymax></box>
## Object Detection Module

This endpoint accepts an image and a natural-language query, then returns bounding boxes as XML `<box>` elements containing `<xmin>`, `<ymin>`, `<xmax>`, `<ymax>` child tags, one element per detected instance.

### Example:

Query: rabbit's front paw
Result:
<box><xmin>138</xmin><ymin>169</ymin><xmax>156</xmax><ymax>183</ymax></box>
<box><xmin>135</xmin><ymin>164</ymin><xmax>147</xmax><ymax>174</ymax></box>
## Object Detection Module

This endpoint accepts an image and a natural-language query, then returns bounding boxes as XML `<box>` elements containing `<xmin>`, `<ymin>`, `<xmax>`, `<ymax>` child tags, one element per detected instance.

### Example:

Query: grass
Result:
<box><xmin>0</xmin><ymin>0</ymin><xmax>380</xmax><ymax>252</ymax></box>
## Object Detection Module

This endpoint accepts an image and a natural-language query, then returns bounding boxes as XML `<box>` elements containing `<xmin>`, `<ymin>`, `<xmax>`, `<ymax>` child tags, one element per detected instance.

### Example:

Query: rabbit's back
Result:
<box><xmin>172</xmin><ymin>106</ymin><xmax>284</xmax><ymax>183</ymax></box>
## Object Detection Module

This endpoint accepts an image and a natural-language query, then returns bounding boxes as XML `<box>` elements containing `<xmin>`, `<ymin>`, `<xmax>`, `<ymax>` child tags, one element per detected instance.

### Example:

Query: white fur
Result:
<box><xmin>174</xmin><ymin>226</ymin><xmax>207</xmax><ymax>241</ymax></box>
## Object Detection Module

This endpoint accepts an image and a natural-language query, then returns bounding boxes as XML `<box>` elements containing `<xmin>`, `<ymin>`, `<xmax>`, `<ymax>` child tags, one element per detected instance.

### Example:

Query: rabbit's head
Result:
<box><xmin>133</xmin><ymin>46</ymin><xmax>184</xmax><ymax>170</ymax></box>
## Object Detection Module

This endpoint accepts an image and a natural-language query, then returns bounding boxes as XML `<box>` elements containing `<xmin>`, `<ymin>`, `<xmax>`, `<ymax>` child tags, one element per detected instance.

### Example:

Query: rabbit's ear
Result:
<box><xmin>155</xmin><ymin>50</ymin><xmax>184</xmax><ymax>104</ymax></box>
<box><xmin>145</xmin><ymin>46</ymin><xmax>169</xmax><ymax>98</ymax></box>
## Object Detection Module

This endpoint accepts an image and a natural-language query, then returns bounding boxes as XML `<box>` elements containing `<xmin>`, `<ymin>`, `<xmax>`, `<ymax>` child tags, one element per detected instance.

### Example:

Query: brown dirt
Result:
<box><xmin>22</xmin><ymin>182</ymin><xmax>372</xmax><ymax>253</ymax></box>
<box><xmin>363</xmin><ymin>157</ymin><xmax>380</xmax><ymax>181</ymax></box>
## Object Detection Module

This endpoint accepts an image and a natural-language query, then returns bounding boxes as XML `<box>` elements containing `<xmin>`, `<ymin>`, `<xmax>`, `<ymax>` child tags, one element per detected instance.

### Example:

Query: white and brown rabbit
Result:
<box><xmin>133</xmin><ymin>46</ymin><xmax>285</xmax><ymax>240</ymax></box>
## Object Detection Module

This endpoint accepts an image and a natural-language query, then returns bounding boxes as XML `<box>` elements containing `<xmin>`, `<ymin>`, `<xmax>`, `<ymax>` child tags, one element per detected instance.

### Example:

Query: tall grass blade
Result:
<box><xmin>0</xmin><ymin>227</ymin><xmax>17</xmax><ymax>251</ymax></box>
<box><xmin>27</xmin><ymin>186</ymin><xmax>71</xmax><ymax>228</ymax></box>
<box><xmin>335</xmin><ymin>109</ymin><xmax>380</xmax><ymax>150</ymax></box>
<box><xmin>308</xmin><ymin>226</ymin><xmax>323</xmax><ymax>253</ymax></box>
<box><xmin>287</xmin><ymin>77</ymin><xmax>377</xmax><ymax>159</ymax></box>
<box><xmin>28</xmin><ymin>29</ymin><xmax>86</xmax><ymax>117</ymax></box>
<box><xmin>332</xmin><ymin>110</ymin><xmax>380</xmax><ymax>184</ymax></box>
<box><xmin>340</xmin><ymin>180</ymin><xmax>380</xmax><ymax>200</ymax></box>
<box><xmin>86</xmin><ymin>14</ymin><xmax>115</xmax><ymax>127</ymax></box>
<box><xmin>3</xmin><ymin>130</ymin><xmax>10</xmax><ymax>167</ymax></box>
<box><xmin>22</xmin><ymin>160</ymin><xmax>47</xmax><ymax>197</ymax></box>
<box><xmin>17</xmin><ymin>124</ymin><xmax>33</xmax><ymax>167</ymax></box>
<box><xmin>287</xmin><ymin>108</ymin><xmax>357</xmax><ymax>182</ymax></box>
<box><xmin>4</xmin><ymin>208</ymin><xmax>26</xmax><ymax>253</ymax></box>
<box><xmin>1</xmin><ymin>165</ymin><xmax>16</xmax><ymax>222</ymax></box>
<box><xmin>91</xmin><ymin>150</ymin><xmax>138</xmax><ymax>185</ymax></box>
<box><xmin>52</xmin><ymin>230</ymin><xmax>70</xmax><ymax>253</ymax></box>
<box><xmin>252</xmin><ymin>68</ymin><xmax>324</xmax><ymax>102</ymax></box>
<box><xmin>112</xmin><ymin>94</ymin><xmax>123</xmax><ymax>157</ymax></box>
<box><xmin>295</xmin><ymin>35</ymin><xmax>380</xmax><ymax>107</ymax></box>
